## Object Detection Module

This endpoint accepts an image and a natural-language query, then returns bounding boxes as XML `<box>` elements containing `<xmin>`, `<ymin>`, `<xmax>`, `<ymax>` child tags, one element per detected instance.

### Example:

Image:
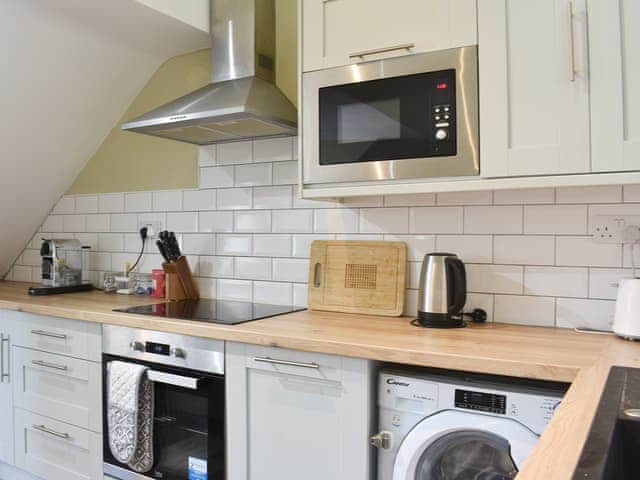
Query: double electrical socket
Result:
<box><xmin>137</xmin><ymin>221</ymin><xmax>163</xmax><ymax>239</ymax></box>
<box><xmin>591</xmin><ymin>215</ymin><xmax>640</xmax><ymax>244</ymax></box>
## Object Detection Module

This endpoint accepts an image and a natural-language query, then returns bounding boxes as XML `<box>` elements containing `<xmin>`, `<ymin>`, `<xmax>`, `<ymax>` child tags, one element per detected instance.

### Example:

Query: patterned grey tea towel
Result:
<box><xmin>107</xmin><ymin>361</ymin><xmax>151</xmax><ymax>466</ymax></box>
<box><xmin>127</xmin><ymin>371</ymin><xmax>154</xmax><ymax>473</ymax></box>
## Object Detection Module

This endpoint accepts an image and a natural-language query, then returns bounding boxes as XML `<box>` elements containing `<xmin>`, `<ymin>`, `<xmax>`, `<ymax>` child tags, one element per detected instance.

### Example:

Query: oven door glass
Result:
<box><xmin>319</xmin><ymin>69</ymin><xmax>457</xmax><ymax>165</ymax></box>
<box><xmin>103</xmin><ymin>355</ymin><xmax>225</xmax><ymax>480</ymax></box>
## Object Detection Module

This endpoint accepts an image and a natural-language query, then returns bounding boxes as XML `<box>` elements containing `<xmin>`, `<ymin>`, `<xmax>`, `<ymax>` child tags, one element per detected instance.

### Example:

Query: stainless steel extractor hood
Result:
<box><xmin>121</xmin><ymin>0</ymin><xmax>297</xmax><ymax>145</ymax></box>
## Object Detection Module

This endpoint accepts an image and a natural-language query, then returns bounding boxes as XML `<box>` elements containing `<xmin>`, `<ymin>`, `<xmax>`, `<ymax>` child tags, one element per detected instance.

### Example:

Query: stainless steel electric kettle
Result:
<box><xmin>416</xmin><ymin>253</ymin><xmax>467</xmax><ymax>328</ymax></box>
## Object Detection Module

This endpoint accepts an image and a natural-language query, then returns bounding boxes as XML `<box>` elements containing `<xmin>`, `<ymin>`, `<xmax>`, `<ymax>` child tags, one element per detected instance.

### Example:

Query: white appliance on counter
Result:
<box><xmin>373</xmin><ymin>370</ymin><xmax>566</xmax><ymax>479</ymax></box>
<box><xmin>613</xmin><ymin>278</ymin><xmax>640</xmax><ymax>340</ymax></box>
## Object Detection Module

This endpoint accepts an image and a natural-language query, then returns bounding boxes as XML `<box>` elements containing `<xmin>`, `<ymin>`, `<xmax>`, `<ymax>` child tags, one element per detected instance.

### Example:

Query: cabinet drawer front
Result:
<box><xmin>14</xmin><ymin>408</ymin><xmax>102</xmax><ymax>480</ymax></box>
<box><xmin>7</xmin><ymin>311</ymin><xmax>101</xmax><ymax>361</ymax></box>
<box><xmin>244</xmin><ymin>345</ymin><xmax>343</xmax><ymax>382</ymax></box>
<box><xmin>13</xmin><ymin>347</ymin><xmax>101</xmax><ymax>432</ymax></box>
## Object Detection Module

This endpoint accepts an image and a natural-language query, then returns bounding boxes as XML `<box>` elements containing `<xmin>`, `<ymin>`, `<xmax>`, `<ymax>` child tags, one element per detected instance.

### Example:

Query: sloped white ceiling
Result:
<box><xmin>0</xmin><ymin>0</ymin><xmax>209</xmax><ymax>277</ymax></box>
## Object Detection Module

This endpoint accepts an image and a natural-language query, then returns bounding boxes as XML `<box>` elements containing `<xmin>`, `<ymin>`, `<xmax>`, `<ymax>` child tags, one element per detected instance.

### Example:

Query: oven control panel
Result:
<box><xmin>130</xmin><ymin>340</ymin><xmax>187</xmax><ymax>359</ymax></box>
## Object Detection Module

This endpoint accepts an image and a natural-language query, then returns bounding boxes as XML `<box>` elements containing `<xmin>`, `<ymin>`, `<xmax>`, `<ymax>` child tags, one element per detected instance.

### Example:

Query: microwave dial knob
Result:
<box><xmin>171</xmin><ymin>347</ymin><xmax>186</xmax><ymax>359</ymax></box>
<box><xmin>130</xmin><ymin>341</ymin><xmax>144</xmax><ymax>352</ymax></box>
<box><xmin>435</xmin><ymin>129</ymin><xmax>448</xmax><ymax>141</ymax></box>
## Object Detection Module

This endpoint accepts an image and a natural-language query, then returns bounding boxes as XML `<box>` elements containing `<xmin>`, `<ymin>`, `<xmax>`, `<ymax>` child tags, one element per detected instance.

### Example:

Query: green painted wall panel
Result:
<box><xmin>68</xmin><ymin>0</ymin><xmax>297</xmax><ymax>194</ymax></box>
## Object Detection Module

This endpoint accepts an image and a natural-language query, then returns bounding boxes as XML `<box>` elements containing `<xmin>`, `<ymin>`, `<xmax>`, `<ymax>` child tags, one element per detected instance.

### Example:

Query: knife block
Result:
<box><xmin>163</xmin><ymin>257</ymin><xmax>200</xmax><ymax>301</ymax></box>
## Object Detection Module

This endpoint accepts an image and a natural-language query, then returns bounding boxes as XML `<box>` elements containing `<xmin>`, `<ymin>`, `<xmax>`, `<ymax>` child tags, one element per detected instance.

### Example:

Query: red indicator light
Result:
<box><xmin>436</xmin><ymin>82</ymin><xmax>448</xmax><ymax>89</ymax></box>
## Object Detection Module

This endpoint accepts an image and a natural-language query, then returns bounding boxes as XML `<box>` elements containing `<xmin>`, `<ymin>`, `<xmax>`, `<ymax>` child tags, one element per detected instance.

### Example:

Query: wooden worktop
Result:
<box><xmin>0</xmin><ymin>280</ymin><xmax>637</xmax><ymax>478</ymax></box>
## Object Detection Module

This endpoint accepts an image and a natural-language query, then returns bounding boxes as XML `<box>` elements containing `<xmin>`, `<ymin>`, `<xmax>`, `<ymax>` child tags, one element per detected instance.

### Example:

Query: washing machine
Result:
<box><xmin>374</xmin><ymin>369</ymin><xmax>566</xmax><ymax>479</ymax></box>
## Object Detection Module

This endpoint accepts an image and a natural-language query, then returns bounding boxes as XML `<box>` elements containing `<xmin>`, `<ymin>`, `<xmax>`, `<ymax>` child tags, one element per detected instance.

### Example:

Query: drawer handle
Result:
<box><xmin>1</xmin><ymin>335</ymin><xmax>9</xmax><ymax>383</ymax></box>
<box><xmin>32</xmin><ymin>424</ymin><xmax>70</xmax><ymax>440</ymax></box>
<box><xmin>253</xmin><ymin>357</ymin><xmax>320</xmax><ymax>370</ymax></box>
<box><xmin>31</xmin><ymin>329</ymin><xmax>67</xmax><ymax>340</ymax></box>
<box><xmin>349</xmin><ymin>42</ymin><xmax>415</xmax><ymax>60</ymax></box>
<box><xmin>32</xmin><ymin>360</ymin><xmax>68</xmax><ymax>371</ymax></box>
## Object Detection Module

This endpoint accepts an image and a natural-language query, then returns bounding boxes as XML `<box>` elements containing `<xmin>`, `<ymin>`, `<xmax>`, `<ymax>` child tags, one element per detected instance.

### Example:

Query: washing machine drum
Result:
<box><xmin>392</xmin><ymin>410</ymin><xmax>539</xmax><ymax>480</ymax></box>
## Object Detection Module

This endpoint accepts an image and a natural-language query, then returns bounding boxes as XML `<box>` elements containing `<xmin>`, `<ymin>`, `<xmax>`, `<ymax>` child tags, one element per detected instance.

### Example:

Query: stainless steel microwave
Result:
<box><xmin>302</xmin><ymin>46</ymin><xmax>479</xmax><ymax>187</ymax></box>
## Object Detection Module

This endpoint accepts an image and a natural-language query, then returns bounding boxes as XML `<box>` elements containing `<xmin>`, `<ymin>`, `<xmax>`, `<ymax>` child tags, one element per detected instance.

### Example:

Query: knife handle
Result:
<box><xmin>156</xmin><ymin>240</ymin><xmax>170</xmax><ymax>263</ymax></box>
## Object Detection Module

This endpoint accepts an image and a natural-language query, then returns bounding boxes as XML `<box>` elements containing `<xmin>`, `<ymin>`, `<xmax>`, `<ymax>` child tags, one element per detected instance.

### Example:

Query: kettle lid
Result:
<box><xmin>426</xmin><ymin>252</ymin><xmax>457</xmax><ymax>257</ymax></box>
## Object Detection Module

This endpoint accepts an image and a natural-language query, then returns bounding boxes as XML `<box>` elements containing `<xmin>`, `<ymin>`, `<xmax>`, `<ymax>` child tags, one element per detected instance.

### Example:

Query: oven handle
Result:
<box><xmin>147</xmin><ymin>370</ymin><xmax>199</xmax><ymax>390</ymax></box>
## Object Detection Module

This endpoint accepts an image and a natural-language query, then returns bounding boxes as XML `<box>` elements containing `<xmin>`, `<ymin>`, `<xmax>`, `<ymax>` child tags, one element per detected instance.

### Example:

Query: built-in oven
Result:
<box><xmin>302</xmin><ymin>46</ymin><xmax>479</xmax><ymax>187</ymax></box>
<box><xmin>102</xmin><ymin>325</ymin><xmax>225</xmax><ymax>480</ymax></box>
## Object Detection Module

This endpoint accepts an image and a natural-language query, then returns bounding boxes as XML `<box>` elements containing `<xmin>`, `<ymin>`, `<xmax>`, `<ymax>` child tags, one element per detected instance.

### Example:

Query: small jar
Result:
<box><xmin>103</xmin><ymin>272</ymin><xmax>117</xmax><ymax>293</ymax></box>
<box><xmin>134</xmin><ymin>272</ymin><xmax>153</xmax><ymax>296</ymax></box>
<box><xmin>151</xmin><ymin>269</ymin><xmax>166</xmax><ymax>299</ymax></box>
<box><xmin>115</xmin><ymin>274</ymin><xmax>134</xmax><ymax>294</ymax></box>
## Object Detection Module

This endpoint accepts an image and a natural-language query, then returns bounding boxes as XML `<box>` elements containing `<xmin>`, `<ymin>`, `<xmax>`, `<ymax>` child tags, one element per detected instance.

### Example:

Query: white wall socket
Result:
<box><xmin>591</xmin><ymin>215</ymin><xmax>640</xmax><ymax>244</ymax></box>
<box><xmin>138</xmin><ymin>220</ymin><xmax>162</xmax><ymax>239</ymax></box>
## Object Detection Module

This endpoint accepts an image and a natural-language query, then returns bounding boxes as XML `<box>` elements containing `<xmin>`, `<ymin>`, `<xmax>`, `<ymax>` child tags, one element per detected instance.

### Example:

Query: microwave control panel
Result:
<box><xmin>428</xmin><ymin>69</ymin><xmax>456</xmax><ymax>156</ymax></box>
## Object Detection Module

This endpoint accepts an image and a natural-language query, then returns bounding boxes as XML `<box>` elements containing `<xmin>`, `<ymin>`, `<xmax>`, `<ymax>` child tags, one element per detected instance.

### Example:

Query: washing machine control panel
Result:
<box><xmin>455</xmin><ymin>389</ymin><xmax>507</xmax><ymax>415</ymax></box>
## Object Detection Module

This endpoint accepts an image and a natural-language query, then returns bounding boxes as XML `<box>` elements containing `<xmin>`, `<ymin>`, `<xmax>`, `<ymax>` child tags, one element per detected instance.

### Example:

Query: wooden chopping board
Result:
<box><xmin>308</xmin><ymin>240</ymin><xmax>407</xmax><ymax>317</ymax></box>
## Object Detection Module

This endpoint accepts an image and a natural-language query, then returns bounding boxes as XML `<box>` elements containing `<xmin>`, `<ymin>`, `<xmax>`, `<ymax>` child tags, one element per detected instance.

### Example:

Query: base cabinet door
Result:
<box><xmin>479</xmin><ymin>0</ymin><xmax>590</xmax><ymax>177</ymax></box>
<box><xmin>0</xmin><ymin>312</ymin><xmax>14</xmax><ymax>466</ymax></box>
<box><xmin>14</xmin><ymin>409</ymin><xmax>102</xmax><ymax>480</ymax></box>
<box><xmin>226</xmin><ymin>343</ymin><xmax>374</xmax><ymax>480</ymax></box>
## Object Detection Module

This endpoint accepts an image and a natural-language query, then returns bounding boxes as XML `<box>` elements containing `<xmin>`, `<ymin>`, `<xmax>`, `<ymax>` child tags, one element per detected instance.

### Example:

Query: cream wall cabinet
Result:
<box><xmin>298</xmin><ymin>0</ymin><xmax>640</xmax><ymax>198</ymax></box>
<box><xmin>226</xmin><ymin>343</ymin><xmax>375</xmax><ymax>480</ymax></box>
<box><xmin>301</xmin><ymin>0</ymin><xmax>477</xmax><ymax>72</ymax></box>
<box><xmin>479</xmin><ymin>0</ymin><xmax>640</xmax><ymax>178</ymax></box>
<box><xmin>589</xmin><ymin>0</ymin><xmax>640</xmax><ymax>172</ymax></box>
<box><xmin>0</xmin><ymin>311</ymin><xmax>14</xmax><ymax>467</ymax></box>
<box><xmin>478</xmin><ymin>0</ymin><xmax>590</xmax><ymax>177</ymax></box>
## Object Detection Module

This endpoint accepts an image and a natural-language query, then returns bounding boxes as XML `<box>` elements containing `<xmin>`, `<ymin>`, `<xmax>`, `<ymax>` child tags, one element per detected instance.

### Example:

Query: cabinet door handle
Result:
<box><xmin>253</xmin><ymin>357</ymin><xmax>320</xmax><ymax>370</ymax></box>
<box><xmin>32</xmin><ymin>424</ymin><xmax>70</xmax><ymax>440</ymax></box>
<box><xmin>32</xmin><ymin>360</ymin><xmax>68</xmax><ymax>371</ymax></box>
<box><xmin>31</xmin><ymin>329</ymin><xmax>67</xmax><ymax>339</ymax></box>
<box><xmin>349</xmin><ymin>43</ymin><xmax>415</xmax><ymax>60</ymax></box>
<box><xmin>567</xmin><ymin>1</ymin><xmax>576</xmax><ymax>82</ymax></box>
<box><xmin>0</xmin><ymin>335</ymin><xmax>8</xmax><ymax>383</ymax></box>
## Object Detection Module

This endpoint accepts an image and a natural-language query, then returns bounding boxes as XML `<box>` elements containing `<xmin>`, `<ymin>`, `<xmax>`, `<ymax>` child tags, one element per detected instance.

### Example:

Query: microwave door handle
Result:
<box><xmin>147</xmin><ymin>370</ymin><xmax>199</xmax><ymax>390</ymax></box>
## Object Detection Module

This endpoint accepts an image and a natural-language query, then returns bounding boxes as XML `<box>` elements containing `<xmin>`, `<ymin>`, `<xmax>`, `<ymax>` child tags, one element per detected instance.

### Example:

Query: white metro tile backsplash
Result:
<box><xmin>10</xmin><ymin>137</ymin><xmax>637</xmax><ymax>328</ymax></box>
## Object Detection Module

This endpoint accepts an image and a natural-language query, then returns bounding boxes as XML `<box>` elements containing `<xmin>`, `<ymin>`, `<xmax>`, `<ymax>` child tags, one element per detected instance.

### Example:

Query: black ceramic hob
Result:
<box><xmin>114</xmin><ymin>299</ymin><xmax>304</xmax><ymax>325</ymax></box>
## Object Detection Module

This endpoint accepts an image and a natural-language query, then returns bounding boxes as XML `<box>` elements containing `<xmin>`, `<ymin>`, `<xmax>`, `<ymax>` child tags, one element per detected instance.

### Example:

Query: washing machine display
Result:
<box><xmin>374</xmin><ymin>371</ymin><xmax>566</xmax><ymax>480</ymax></box>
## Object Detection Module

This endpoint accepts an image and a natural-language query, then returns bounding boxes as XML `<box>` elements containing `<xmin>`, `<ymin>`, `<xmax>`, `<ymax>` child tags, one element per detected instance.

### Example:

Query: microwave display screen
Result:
<box><xmin>319</xmin><ymin>69</ymin><xmax>457</xmax><ymax>165</ymax></box>
<box><xmin>337</xmin><ymin>98</ymin><xmax>401</xmax><ymax>144</ymax></box>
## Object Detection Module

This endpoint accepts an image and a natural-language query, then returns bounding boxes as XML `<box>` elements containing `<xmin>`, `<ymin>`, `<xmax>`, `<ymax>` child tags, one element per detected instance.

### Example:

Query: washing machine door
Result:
<box><xmin>392</xmin><ymin>410</ymin><xmax>539</xmax><ymax>480</ymax></box>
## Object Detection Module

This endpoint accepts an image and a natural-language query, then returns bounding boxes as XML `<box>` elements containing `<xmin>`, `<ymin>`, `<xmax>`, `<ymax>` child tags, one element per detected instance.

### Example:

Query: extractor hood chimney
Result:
<box><xmin>121</xmin><ymin>0</ymin><xmax>297</xmax><ymax>145</ymax></box>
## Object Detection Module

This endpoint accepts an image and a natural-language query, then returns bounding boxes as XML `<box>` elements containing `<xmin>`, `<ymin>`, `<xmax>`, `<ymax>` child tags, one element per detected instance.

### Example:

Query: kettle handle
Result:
<box><xmin>446</xmin><ymin>258</ymin><xmax>467</xmax><ymax>315</ymax></box>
